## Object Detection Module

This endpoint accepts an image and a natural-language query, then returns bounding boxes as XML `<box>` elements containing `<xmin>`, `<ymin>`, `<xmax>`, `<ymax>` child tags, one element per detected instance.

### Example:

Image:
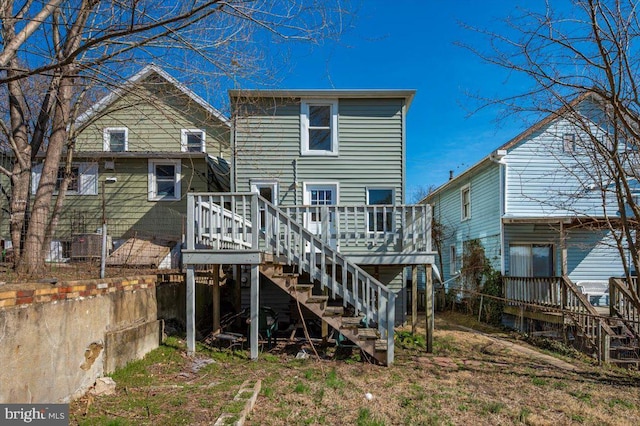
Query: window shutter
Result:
<box><xmin>31</xmin><ymin>163</ymin><xmax>43</xmax><ymax>195</ymax></box>
<box><xmin>79</xmin><ymin>163</ymin><xmax>98</xmax><ymax>195</ymax></box>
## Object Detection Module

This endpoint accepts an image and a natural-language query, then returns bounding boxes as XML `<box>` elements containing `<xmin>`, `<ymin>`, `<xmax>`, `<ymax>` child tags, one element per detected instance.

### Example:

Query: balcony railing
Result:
<box><xmin>503</xmin><ymin>276</ymin><xmax>563</xmax><ymax>307</ymax></box>
<box><xmin>281</xmin><ymin>204</ymin><xmax>432</xmax><ymax>254</ymax></box>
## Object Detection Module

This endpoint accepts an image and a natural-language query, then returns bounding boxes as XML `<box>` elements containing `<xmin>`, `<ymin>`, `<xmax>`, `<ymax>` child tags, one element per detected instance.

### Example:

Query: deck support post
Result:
<box><xmin>186</xmin><ymin>264</ymin><xmax>196</xmax><ymax>354</ymax></box>
<box><xmin>425</xmin><ymin>264</ymin><xmax>434</xmax><ymax>353</ymax></box>
<box><xmin>411</xmin><ymin>265</ymin><xmax>418</xmax><ymax>334</ymax></box>
<box><xmin>560</xmin><ymin>221</ymin><xmax>567</xmax><ymax>276</ymax></box>
<box><xmin>234</xmin><ymin>265</ymin><xmax>242</xmax><ymax>324</ymax></box>
<box><xmin>212</xmin><ymin>264</ymin><xmax>220</xmax><ymax>333</ymax></box>
<box><xmin>250</xmin><ymin>264</ymin><xmax>260</xmax><ymax>360</ymax></box>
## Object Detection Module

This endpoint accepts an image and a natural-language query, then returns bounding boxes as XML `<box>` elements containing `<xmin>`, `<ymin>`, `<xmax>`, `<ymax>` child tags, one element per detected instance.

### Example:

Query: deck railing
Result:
<box><xmin>187</xmin><ymin>192</ymin><xmax>397</xmax><ymax>364</ymax></box>
<box><xmin>281</xmin><ymin>204</ymin><xmax>431</xmax><ymax>253</ymax></box>
<box><xmin>503</xmin><ymin>275</ymin><xmax>615</xmax><ymax>362</ymax></box>
<box><xmin>610</xmin><ymin>277</ymin><xmax>640</xmax><ymax>339</ymax></box>
<box><xmin>503</xmin><ymin>276</ymin><xmax>563</xmax><ymax>306</ymax></box>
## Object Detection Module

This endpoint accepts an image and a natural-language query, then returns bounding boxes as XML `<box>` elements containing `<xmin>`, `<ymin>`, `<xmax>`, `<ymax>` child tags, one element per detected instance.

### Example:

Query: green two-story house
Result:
<box><xmin>31</xmin><ymin>65</ymin><xmax>230</xmax><ymax>262</ymax></box>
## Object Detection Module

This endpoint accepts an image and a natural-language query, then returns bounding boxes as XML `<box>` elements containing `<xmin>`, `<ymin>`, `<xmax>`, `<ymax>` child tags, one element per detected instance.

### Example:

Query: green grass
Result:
<box><xmin>357</xmin><ymin>408</ymin><xmax>386</xmax><ymax>426</ymax></box>
<box><xmin>531</xmin><ymin>377</ymin><xmax>548</xmax><ymax>387</ymax></box>
<box><xmin>325</xmin><ymin>368</ymin><xmax>344</xmax><ymax>389</ymax></box>
<box><xmin>293</xmin><ymin>382</ymin><xmax>310</xmax><ymax>394</ymax></box>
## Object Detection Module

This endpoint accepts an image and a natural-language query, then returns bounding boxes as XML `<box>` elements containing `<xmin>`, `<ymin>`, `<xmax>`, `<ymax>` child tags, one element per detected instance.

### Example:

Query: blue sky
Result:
<box><xmin>273</xmin><ymin>1</ymin><xmax>546</xmax><ymax>200</ymax></box>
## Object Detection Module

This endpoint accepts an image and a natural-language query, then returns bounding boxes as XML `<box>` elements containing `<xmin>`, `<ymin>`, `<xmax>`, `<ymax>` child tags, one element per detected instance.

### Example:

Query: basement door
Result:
<box><xmin>303</xmin><ymin>183</ymin><xmax>338</xmax><ymax>249</ymax></box>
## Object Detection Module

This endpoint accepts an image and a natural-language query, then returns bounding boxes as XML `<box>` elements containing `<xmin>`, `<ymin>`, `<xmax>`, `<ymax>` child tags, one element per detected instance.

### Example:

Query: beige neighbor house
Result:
<box><xmin>28</xmin><ymin>65</ymin><xmax>231</xmax><ymax>265</ymax></box>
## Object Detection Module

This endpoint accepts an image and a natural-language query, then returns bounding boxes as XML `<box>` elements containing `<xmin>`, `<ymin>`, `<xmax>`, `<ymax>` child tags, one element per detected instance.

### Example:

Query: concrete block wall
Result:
<box><xmin>0</xmin><ymin>276</ymin><xmax>161</xmax><ymax>403</ymax></box>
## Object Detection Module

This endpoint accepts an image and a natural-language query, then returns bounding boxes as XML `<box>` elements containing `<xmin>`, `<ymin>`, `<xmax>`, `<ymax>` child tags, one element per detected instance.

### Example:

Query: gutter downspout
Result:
<box><xmin>490</xmin><ymin>150</ymin><xmax>507</xmax><ymax>275</ymax></box>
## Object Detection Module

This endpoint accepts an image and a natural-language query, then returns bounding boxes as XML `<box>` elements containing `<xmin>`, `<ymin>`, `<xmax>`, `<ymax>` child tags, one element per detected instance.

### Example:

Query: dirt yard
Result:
<box><xmin>70</xmin><ymin>312</ymin><xmax>640</xmax><ymax>425</ymax></box>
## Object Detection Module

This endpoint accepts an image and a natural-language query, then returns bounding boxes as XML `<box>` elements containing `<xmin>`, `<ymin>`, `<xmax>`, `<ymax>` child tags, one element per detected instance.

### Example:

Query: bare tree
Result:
<box><xmin>464</xmin><ymin>0</ymin><xmax>640</xmax><ymax>303</ymax></box>
<box><xmin>0</xmin><ymin>0</ymin><xmax>348</xmax><ymax>275</ymax></box>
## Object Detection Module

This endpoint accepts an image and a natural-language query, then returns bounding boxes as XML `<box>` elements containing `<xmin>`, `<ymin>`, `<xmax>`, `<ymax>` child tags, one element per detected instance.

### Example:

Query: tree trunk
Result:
<box><xmin>19</xmin><ymin>74</ymin><xmax>73</xmax><ymax>275</ymax></box>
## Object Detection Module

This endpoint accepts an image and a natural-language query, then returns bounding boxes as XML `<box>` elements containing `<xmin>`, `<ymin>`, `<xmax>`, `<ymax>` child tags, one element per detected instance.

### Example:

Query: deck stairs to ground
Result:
<box><xmin>187</xmin><ymin>193</ymin><xmax>397</xmax><ymax>365</ymax></box>
<box><xmin>260</xmin><ymin>258</ymin><xmax>387</xmax><ymax>363</ymax></box>
<box><xmin>532</xmin><ymin>276</ymin><xmax>639</xmax><ymax>368</ymax></box>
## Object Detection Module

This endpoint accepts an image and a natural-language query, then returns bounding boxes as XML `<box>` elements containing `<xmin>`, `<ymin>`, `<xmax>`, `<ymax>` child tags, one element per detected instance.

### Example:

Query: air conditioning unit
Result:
<box><xmin>71</xmin><ymin>233</ymin><xmax>103</xmax><ymax>259</ymax></box>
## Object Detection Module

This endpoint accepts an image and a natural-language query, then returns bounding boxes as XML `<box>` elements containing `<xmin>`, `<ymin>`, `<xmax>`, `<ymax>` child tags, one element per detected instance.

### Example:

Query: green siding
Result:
<box><xmin>76</xmin><ymin>76</ymin><xmax>230</xmax><ymax>158</ymax></box>
<box><xmin>234</xmin><ymin>98</ymin><xmax>405</xmax><ymax>207</ymax></box>
<box><xmin>49</xmin><ymin>157</ymin><xmax>211</xmax><ymax>242</ymax></box>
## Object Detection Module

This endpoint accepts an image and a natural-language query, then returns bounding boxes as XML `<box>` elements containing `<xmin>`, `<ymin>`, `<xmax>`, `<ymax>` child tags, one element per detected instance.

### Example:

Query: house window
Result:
<box><xmin>563</xmin><ymin>133</ymin><xmax>575</xmax><ymax>153</ymax></box>
<box><xmin>450</xmin><ymin>245</ymin><xmax>457</xmax><ymax>276</ymax></box>
<box><xmin>461</xmin><ymin>184</ymin><xmax>471</xmax><ymax>221</ymax></box>
<box><xmin>367</xmin><ymin>188</ymin><xmax>394</xmax><ymax>232</ymax></box>
<box><xmin>509</xmin><ymin>244</ymin><xmax>554</xmax><ymax>277</ymax></box>
<box><xmin>181</xmin><ymin>129</ymin><xmax>206</xmax><ymax>153</ymax></box>
<box><xmin>56</xmin><ymin>166</ymin><xmax>79</xmax><ymax>193</ymax></box>
<box><xmin>301</xmin><ymin>100</ymin><xmax>338</xmax><ymax>156</ymax></box>
<box><xmin>148</xmin><ymin>159</ymin><xmax>181</xmax><ymax>201</ymax></box>
<box><xmin>103</xmin><ymin>127</ymin><xmax>128</xmax><ymax>152</ymax></box>
<box><xmin>31</xmin><ymin>162</ymin><xmax>98</xmax><ymax>195</ymax></box>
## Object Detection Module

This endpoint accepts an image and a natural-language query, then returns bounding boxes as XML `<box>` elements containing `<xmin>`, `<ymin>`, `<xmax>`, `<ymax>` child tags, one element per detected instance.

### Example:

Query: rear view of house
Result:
<box><xmin>183</xmin><ymin>89</ymin><xmax>436</xmax><ymax>364</ymax></box>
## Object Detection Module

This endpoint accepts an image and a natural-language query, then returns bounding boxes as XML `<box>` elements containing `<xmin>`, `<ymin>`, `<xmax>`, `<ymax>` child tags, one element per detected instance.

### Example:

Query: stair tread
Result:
<box><xmin>306</xmin><ymin>295</ymin><xmax>329</xmax><ymax>303</ymax></box>
<box><xmin>611</xmin><ymin>358</ymin><xmax>640</xmax><ymax>364</ymax></box>
<box><xmin>357</xmin><ymin>328</ymin><xmax>380</xmax><ymax>340</ymax></box>
<box><xmin>323</xmin><ymin>306</ymin><xmax>344</xmax><ymax>317</ymax></box>
<box><xmin>290</xmin><ymin>284</ymin><xmax>313</xmax><ymax>290</ymax></box>
<box><xmin>374</xmin><ymin>340</ymin><xmax>388</xmax><ymax>351</ymax></box>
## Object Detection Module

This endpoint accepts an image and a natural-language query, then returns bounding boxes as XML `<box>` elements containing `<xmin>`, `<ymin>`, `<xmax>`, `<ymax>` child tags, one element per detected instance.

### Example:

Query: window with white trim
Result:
<box><xmin>103</xmin><ymin>127</ymin><xmax>128</xmax><ymax>152</ymax></box>
<box><xmin>301</xmin><ymin>100</ymin><xmax>338</xmax><ymax>156</ymax></box>
<box><xmin>181</xmin><ymin>129</ymin><xmax>206</xmax><ymax>153</ymax></box>
<box><xmin>31</xmin><ymin>162</ymin><xmax>98</xmax><ymax>195</ymax></box>
<box><xmin>461</xmin><ymin>184</ymin><xmax>471</xmax><ymax>221</ymax></box>
<box><xmin>509</xmin><ymin>244</ymin><xmax>554</xmax><ymax>277</ymax></box>
<box><xmin>563</xmin><ymin>133</ymin><xmax>575</xmax><ymax>153</ymax></box>
<box><xmin>367</xmin><ymin>188</ymin><xmax>394</xmax><ymax>232</ymax></box>
<box><xmin>450</xmin><ymin>245</ymin><xmax>457</xmax><ymax>276</ymax></box>
<box><xmin>148</xmin><ymin>159</ymin><xmax>181</xmax><ymax>201</ymax></box>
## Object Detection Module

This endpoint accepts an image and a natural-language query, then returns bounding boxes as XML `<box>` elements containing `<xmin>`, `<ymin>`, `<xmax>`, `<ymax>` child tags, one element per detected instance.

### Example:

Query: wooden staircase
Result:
<box><xmin>185</xmin><ymin>193</ymin><xmax>398</xmax><ymax>365</ymax></box>
<box><xmin>260</xmin><ymin>260</ymin><xmax>388</xmax><ymax>364</ymax></box>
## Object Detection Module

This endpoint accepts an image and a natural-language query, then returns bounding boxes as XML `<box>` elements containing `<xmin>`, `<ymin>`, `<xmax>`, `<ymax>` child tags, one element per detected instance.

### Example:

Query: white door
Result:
<box><xmin>303</xmin><ymin>183</ymin><xmax>338</xmax><ymax>249</ymax></box>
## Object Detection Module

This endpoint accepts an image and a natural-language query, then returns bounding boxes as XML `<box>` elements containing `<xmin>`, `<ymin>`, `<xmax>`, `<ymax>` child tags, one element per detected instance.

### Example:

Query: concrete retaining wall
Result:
<box><xmin>0</xmin><ymin>276</ymin><xmax>161</xmax><ymax>403</ymax></box>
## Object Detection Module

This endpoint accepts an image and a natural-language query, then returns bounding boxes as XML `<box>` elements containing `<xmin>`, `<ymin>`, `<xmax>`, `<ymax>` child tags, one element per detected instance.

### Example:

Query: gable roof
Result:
<box><xmin>229</xmin><ymin>89</ymin><xmax>416</xmax><ymax>110</ymax></box>
<box><xmin>422</xmin><ymin>91</ymin><xmax>602</xmax><ymax>203</ymax></box>
<box><xmin>76</xmin><ymin>64</ymin><xmax>229</xmax><ymax>128</ymax></box>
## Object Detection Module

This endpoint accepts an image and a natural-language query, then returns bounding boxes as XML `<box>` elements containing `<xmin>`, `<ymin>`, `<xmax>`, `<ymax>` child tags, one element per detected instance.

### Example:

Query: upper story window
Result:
<box><xmin>181</xmin><ymin>129</ymin><xmax>206</xmax><ymax>153</ymax></box>
<box><xmin>103</xmin><ymin>127</ymin><xmax>128</xmax><ymax>152</ymax></box>
<box><xmin>461</xmin><ymin>184</ymin><xmax>471</xmax><ymax>221</ymax></box>
<box><xmin>367</xmin><ymin>188</ymin><xmax>394</xmax><ymax>232</ymax></box>
<box><xmin>148</xmin><ymin>159</ymin><xmax>181</xmax><ymax>201</ymax></box>
<box><xmin>301</xmin><ymin>100</ymin><xmax>338</xmax><ymax>156</ymax></box>
<box><xmin>563</xmin><ymin>133</ymin><xmax>575</xmax><ymax>153</ymax></box>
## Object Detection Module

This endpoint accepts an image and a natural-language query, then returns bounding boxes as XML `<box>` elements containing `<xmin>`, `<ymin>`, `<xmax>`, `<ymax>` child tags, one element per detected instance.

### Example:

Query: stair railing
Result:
<box><xmin>189</xmin><ymin>192</ymin><xmax>396</xmax><ymax>364</ymax></box>
<box><xmin>561</xmin><ymin>276</ymin><xmax>616</xmax><ymax>362</ymax></box>
<box><xmin>609</xmin><ymin>277</ymin><xmax>640</xmax><ymax>340</ymax></box>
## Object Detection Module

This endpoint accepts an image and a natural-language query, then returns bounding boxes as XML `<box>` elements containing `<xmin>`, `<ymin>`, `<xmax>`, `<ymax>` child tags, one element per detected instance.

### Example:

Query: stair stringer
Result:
<box><xmin>260</xmin><ymin>264</ymin><xmax>388</xmax><ymax>364</ymax></box>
